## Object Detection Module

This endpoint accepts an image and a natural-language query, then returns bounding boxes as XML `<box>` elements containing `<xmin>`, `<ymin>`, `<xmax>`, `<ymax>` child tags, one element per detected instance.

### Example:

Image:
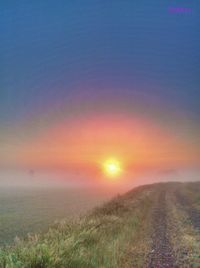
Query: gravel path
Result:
<box><xmin>146</xmin><ymin>189</ymin><xmax>176</xmax><ymax>268</ymax></box>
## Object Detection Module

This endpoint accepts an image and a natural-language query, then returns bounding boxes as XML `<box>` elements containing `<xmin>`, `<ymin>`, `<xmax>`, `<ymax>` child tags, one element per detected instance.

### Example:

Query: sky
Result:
<box><xmin>0</xmin><ymin>1</ymin><xmax>200</xmax><ymax>184</ymax></box>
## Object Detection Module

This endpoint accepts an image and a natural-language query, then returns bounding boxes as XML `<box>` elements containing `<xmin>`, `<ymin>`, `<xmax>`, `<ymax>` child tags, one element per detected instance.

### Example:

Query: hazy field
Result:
<box><xmin>1</xmin><ymin>182</ymin><xmax>200</xmax><ymax>268</ymax></box>
<box><xmin>0</xmin><ymin>187</ymin><xmax>113</xmax><ymax>246</ymax></box>
<box><xmin>0</xmin><ymin>168</ymin><xmax>199</xmax><ymax>246</ymax></box>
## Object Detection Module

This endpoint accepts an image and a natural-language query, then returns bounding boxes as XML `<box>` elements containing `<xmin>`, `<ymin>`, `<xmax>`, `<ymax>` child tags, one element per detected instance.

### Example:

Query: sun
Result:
<box><xmin>103</xmin><ymin>158</ymin><xmax>122</xmax><ymax>177</ymax></box>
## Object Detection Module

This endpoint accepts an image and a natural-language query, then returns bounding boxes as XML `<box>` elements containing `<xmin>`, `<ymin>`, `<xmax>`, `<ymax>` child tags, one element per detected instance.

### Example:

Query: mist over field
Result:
<box><xmin>0</xmin><ymin>174</ymin><xmax>114</xmax><ymax>246</ymax></box>
<box><xmin>1</xmin><ymin>168</ymin><xmax>200</xmax><ymax>189</ymax></box>
<box><xmin>0</xmin><ymin>0</ymin><xmax>199</xmax><ymax>266</ymax></box>
<box><xmin>0</xmin><ymin>168</ymin><xmax>199</xmax><ymax>246</ymax></box>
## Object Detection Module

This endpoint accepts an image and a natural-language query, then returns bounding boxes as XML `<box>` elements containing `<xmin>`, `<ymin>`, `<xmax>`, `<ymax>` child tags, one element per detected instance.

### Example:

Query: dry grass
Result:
<box><xmin>0</xmin><ymin>185</ymin><xmax>155</xmax><ymax>268</ymax></box>
<box><xmin>1</xmin><ymin>182</ymin><xmax>200</xmax><ymax>268</ymax></box>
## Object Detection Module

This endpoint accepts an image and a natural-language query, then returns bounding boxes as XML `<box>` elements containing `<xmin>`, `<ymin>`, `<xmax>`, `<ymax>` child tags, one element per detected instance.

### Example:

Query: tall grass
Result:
<box><xmin>0</xmin><ymin>187</ymin><xmax>153</xmax><ymax>268</ymax></box>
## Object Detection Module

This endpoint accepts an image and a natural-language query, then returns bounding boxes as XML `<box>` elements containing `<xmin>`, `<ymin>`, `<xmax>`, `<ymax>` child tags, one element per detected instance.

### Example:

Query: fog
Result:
<box><xmin>0</xmin><ymin>167</ymin><xmax>199</xmax><ymax>245</ymax></box>
<box><xmin>0</xmin><ymin>167</ymin><xmax>199</xmax><ymax>191</ymax></box>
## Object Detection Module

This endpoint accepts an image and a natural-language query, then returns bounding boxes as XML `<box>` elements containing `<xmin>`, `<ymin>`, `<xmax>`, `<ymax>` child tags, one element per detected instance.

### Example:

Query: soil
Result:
<box><xmin>146</xmin><ymin>189</ymin><xmax>176</xmax><ymax>268</ymax></box>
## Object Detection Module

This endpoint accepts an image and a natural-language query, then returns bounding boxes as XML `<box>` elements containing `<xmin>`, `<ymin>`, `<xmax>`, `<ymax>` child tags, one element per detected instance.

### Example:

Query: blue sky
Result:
<box><xmin>0</xmin><ymin>1</ymin><xmax>199</xmax><ymax>171</ymax></box>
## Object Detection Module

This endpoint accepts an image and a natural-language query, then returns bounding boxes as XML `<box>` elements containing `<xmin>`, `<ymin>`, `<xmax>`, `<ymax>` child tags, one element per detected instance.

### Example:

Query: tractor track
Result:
<box><xmin>175</xmin><ymin>190</ymin><xmax>200</xmax><ymax>231</ymax></box>
<box><xmin>146</xmin><ymin>188</ymin><xmax>176</xmax><ymax>268</ymax></box>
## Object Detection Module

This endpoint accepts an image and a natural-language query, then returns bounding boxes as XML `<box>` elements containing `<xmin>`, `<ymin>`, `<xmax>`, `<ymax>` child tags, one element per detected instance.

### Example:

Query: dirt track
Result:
<box><xmin>175</xmin><ymin>189</ymin><xmax>200</xmax><ymax>231</ymax></box>
<box><xmin>146</xmin><ymin>188</ymin><xmax>176</xmax><ymax>268</ymax></box>
<box><xmin>144</xmin><ymin>183</ymin><xmax>200</xmax><ymax>268</ymax></box>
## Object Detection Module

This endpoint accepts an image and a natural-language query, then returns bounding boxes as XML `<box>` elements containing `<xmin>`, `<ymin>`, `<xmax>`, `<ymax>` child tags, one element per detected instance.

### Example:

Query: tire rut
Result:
<box><xmin>146</xmin><ymin>189</ymin><xmax>176</xmax><ymax>268</ymax></box>
<box><xmin>175</xmin><ymin>190</ymin><xmax>200</xmax><ymax>231</ymax></box>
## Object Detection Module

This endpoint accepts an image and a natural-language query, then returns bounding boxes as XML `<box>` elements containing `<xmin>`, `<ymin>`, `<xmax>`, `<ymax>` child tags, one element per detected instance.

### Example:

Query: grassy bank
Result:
<box><xmin>0</xmin><ymin>185</ymin><xmax>154</xmax><ymax>268</ymax></box>
<box><xmin>1</xmin><ymin>182</ymin><xmax>200</xmax><ymax>268</ymax></box>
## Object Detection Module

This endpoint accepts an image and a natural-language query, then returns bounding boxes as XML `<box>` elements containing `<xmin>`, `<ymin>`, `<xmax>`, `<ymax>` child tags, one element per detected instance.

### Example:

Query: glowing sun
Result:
<box><xmin>103</xmin><ymin>159</ymin><xmax>122</xmax><ymax>177</ymax></box>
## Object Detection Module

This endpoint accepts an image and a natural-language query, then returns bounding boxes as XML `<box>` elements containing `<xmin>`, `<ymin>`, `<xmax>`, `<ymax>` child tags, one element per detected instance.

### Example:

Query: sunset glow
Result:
<box><xmin>103</xmin><ymin>159</ymin><xmax>122</xmax><ymax>178</ymax></box>
<box><xmin>0</xmin><ymin>0</ymin><xmax>199</xmax><ymax>187</ymax></box>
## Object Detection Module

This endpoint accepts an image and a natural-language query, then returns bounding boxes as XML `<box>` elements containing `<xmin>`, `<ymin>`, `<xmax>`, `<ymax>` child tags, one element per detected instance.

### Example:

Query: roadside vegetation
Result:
<box><xmin>0</xmin><ymin>185</ymin><xmax>154</xmax><ymax>268</ymax></box>
<box><xmin>1</xmin><ymin>182</ymin><xmax>200</xmax><ymax>268</ymax></box>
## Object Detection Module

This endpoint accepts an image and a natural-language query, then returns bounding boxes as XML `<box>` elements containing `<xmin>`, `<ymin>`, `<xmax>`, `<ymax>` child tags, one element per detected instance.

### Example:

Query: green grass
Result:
<box><xmin>0</xmin><ymin>186</ymin><xmax>154</xmax><ymax>268</ymax></box>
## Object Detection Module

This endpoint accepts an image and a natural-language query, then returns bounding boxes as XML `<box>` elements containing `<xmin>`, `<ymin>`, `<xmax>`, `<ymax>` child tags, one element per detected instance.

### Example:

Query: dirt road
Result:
<box><xmin>145</xmin><ymin>183</ymin><xmax>200</xmax><ymax>268</ymax></box>
<box><xmin>146</xmin><ymin>189</ymin><xmax>175</xmax><ymax>268</ymax></box>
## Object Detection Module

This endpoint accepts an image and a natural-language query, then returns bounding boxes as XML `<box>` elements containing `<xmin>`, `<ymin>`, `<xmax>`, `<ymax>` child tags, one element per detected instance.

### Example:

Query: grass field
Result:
<box><xmin>0</xmin><ymin>182</ymin><xmax>200</xmax><ymax>268</ymax></box>
<box><xmin>0</xmin><ymin>187</ymin><xmax>113</xmax><ymax>246</ymax></box>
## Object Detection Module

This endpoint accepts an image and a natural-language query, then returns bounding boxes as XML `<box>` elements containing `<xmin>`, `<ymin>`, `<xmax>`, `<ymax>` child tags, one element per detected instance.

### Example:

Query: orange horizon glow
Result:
<box><xmin>9</xmin><ymin>113</ymin><xmax>198</xmax><ymax>177</ymax></box>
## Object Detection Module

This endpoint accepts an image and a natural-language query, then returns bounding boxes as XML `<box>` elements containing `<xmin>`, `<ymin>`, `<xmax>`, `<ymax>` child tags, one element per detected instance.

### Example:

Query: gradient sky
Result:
<box><xmin>0</xmin><ymin>1</ymin><xmax>200</xmax><ymax>179</ymax></box>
